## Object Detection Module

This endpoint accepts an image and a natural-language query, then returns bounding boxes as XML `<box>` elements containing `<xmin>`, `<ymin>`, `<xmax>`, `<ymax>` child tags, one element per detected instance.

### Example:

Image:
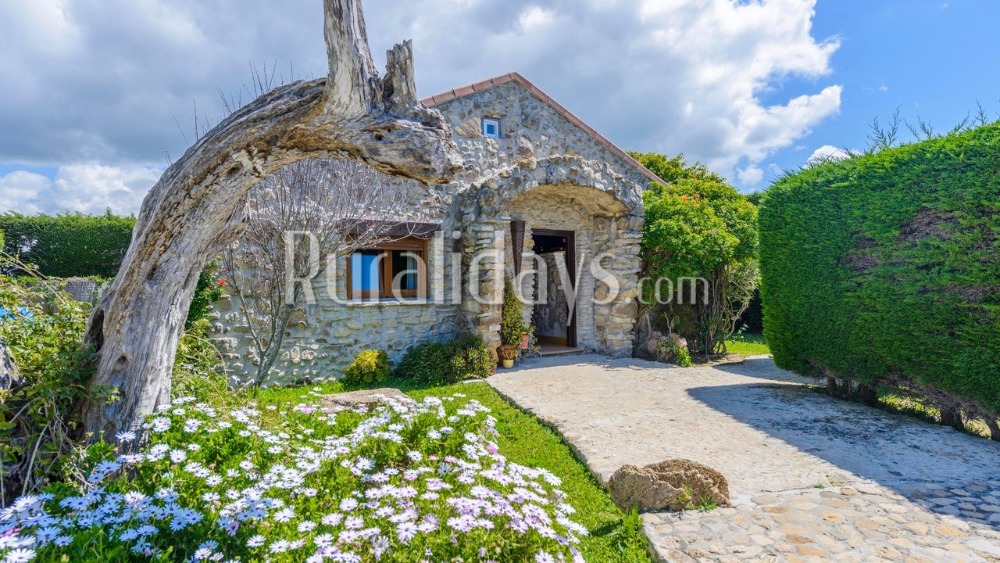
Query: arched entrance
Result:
<box><xmin>458</xmin><ymin>156</ymin><xmax>644</xmax><ymax>357</ymax></box>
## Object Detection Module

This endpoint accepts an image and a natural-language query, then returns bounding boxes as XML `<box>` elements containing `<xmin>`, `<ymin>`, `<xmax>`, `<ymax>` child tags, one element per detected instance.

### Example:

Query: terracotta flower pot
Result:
<box><xmin>520</xmin><ymin>333</ymin><xmax>530</xmax><ymax>349</ymax></box>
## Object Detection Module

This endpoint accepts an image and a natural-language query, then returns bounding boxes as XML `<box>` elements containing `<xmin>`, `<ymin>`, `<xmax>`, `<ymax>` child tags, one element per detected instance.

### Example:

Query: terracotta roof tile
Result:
<box><xmin>421</xmin><ymin>72</ymin><xmax>662</xmax><ymax>185</ymax></box>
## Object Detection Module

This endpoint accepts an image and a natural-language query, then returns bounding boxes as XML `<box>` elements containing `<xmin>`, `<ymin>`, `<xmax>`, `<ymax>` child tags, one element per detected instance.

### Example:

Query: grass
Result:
<box><xmin>251</xmin><ymin>377</ymin><xmax>652</xmax><ymax>562</ymax></box>
<box><xmin>724</xmin><ymin>332</ymin><xmax>771</xmax><ymax>356</ymax></box>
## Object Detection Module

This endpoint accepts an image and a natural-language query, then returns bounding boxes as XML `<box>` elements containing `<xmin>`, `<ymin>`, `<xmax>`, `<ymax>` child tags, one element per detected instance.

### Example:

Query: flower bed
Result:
<box><xmin>1</xmin><ymin>393</ymin><xmax>587</xmax><ymax>562</ymax></box>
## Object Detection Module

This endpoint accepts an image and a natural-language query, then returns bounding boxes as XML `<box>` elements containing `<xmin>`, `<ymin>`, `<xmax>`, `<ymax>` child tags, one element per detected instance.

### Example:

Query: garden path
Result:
<box><xmin>489</xmin><ymin>354</ymin><xmax>1000</xmax><ymax>562</ymax></box>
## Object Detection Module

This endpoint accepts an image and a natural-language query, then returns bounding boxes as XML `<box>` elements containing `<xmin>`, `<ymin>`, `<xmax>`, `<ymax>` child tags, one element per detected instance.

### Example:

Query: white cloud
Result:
<box><xmin>737</xmin><ymin>165</ymin><xmax>764</xmax><ymax>186</ymax></box>
<box><xmin>0</xmin><ymin>0</ymin><xmax>841</xmax><ymax>209</ymax></box>
<box><xmin>0</xmin><ymin>171</ymin><xmax>53</xmax><ymax>215</ymax></box>
<box><xmin>0</xmin><ymin>164</ymin><xmax>161</xmax><ymax>215</ymax></box>
<box><xmin>365</xmin><ymin>0</ymin><xmax>841</xmax><ymax>187</ymax></box>
<box><xmin>806</xmin><ymin>144</ymin><xmax>850</xmax><ymax>166</ymax></box>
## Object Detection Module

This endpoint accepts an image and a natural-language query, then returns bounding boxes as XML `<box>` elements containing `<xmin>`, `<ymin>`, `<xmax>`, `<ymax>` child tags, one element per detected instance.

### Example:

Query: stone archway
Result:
<box><xmin>457</xmin><ymin>156</ymin><xmax>643</xmax><ymax>357</ymax></box>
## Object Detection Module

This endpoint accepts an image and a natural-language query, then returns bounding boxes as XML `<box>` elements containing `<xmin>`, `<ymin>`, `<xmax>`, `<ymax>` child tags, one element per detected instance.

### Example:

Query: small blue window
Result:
<box><xmin>482</xmin><ymin>118</ymin><xmax>500</xmax><ymax>138</ymax></box>
<box><xmin>350</xmin><ymin>250</ymin><xmax>381</xmax><ymax>295</ymax></box>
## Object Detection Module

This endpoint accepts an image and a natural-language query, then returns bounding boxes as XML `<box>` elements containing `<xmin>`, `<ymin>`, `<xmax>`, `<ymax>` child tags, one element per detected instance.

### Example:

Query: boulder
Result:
<box><xmin>607</xmin><ymin>459</ymin><xmax>730</xmax><ymax>512</ymax></box>
<box><xmin>644</xmin><ymin>331</ymin><xmax>689</xmax><ymax>364</ymax></box>
<box><xmin>322</xmin><ymin>388</ymin><xmax>413</xmax><ymax>411</ymax></box>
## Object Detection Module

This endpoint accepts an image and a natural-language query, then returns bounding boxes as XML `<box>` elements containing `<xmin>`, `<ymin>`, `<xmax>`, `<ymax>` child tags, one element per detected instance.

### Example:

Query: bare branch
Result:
<box><xmin>221</xmin><ymin>158</ymin><xmax>431</xmax><ymax>385</ymax></box>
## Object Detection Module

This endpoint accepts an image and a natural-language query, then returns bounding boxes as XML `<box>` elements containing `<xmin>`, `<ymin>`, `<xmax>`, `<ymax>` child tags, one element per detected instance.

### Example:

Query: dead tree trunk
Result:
<box><xmin>80</xmin><ymin>0</ymin><xmax>461</xmax><ymax>440</ymax></box>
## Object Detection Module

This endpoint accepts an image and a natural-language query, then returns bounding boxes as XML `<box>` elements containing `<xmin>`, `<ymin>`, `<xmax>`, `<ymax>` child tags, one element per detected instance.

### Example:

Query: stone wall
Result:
<box><xmin>431</xmin><ymin>80</ymin><xmax>646</xmax><ymax>357</ymax></box>
<box><xmin>432</xmin><ymin>81</ymin><xmax>653</xmax><ymax>195</ymax></box>
<box><xmin>209</xmin><ymin>220</ymin><xmax>467</xmax><ymax>387</ymax></box>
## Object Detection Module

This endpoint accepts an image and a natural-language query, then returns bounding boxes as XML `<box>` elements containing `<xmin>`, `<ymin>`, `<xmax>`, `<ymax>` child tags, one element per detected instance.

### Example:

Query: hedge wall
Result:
<box><xmin>0</xmin><ymin>212</ymin><xmax>136</xmax><ymax>278</ymax></box>
<box><xmin>760</xmin><ymin>124</ymin><xmax>1000</xmax><ymax>413</ymax></box>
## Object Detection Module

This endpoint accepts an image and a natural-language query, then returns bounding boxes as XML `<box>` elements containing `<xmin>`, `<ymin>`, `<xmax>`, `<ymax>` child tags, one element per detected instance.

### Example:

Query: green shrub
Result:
<box><xmin>0</xmin><ymin>211</ymin><xmax>135</xmax><ymax>278</ymax></box>
<box><xmin>760</xmin><ymin>123</ymin><xmax>1000</xmax><ymax>414</ymax></box>
<box><xmin>0</xmin><ymin>273</ymin><xmax>100</xmax><ymax>500</ymax></box>
<box><xmin>672</xmin><ymin>341</ymin><xmax>692</xmax><ymax>367</ymax></box>
<box><xmin>396</xmin><ymin>334</ymin><xmax>492</xmax><ymax>384</ymax></box>
<box><xmin>172</xmin><ymin>319</ymin><xmax>234</xmax><ymax>403</ymax></box>
<box><xmin>635</xmin><ymin>154</ymin><xmax>759</xmax><ymax>357</ymax></box>
<box><xmin>342</xmin><ymin>349</ymin><xmax>391</xmax><ymax>386</ymax></box>
<box><xmin>447</xmin><ymin>334</ymin><xmax>494</xmax><ymax>380</ymax></box>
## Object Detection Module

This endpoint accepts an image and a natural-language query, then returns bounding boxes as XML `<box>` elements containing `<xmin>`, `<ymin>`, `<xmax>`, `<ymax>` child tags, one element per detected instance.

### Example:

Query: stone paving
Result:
<box><xmin>489</xmin><ymin>354</ymin><xmax>1000</xmax><ymax>562</ymax></box>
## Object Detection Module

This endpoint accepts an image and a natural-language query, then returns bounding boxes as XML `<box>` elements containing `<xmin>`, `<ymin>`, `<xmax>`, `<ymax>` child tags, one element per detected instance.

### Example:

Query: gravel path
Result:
<box><xmin>489</xmin><ymin>354</ymin><xmax>1000</xmax><ymax>561</ymax></box>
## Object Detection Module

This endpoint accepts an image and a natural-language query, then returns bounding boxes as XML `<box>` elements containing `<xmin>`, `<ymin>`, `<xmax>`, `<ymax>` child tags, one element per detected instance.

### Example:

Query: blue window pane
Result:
<box><xmin>351</xmin><ymin>251</ymin><xmax>380</xmax><ymax>293</ymax></box>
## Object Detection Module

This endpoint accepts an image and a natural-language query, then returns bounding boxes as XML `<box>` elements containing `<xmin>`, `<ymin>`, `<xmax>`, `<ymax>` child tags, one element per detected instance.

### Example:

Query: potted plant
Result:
<box><xmin>500</xmin><ymin>275</ymin><xmax>527</xmax><ymax>343</ymax></box>
<box><xmin>520</xmin><ymin>324</ymin><xmax>535</xmax><ymax>350</ymax></box>
<box><xmin>497</xmin><ymin>344</ymin><xmax>519</xmax><ymax>369</ymax></box>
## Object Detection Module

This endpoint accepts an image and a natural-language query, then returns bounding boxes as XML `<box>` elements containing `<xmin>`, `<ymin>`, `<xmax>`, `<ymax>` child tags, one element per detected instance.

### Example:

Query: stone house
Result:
<box><xmin>210</xmin><ymin>73</ymin><xmax>658</xmax><ymax>384</ymax></box>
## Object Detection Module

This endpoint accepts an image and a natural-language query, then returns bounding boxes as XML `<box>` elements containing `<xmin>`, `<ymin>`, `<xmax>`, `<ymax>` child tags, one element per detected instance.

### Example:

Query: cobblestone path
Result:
<box><xmin>489</xmin><ymin>355</ymin><xmax>1000</xmax><ymax>561</ymax></box>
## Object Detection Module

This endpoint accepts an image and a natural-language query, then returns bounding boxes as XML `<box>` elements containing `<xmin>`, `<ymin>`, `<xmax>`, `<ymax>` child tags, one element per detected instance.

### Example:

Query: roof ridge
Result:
<box><xmin>421</xmin><ymin>73</ymin><xmax>661</xmax><ymax>185</ymax></box>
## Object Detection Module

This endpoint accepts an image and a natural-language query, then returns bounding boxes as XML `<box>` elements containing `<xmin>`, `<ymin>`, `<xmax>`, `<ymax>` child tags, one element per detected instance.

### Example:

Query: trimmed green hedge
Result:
<box><xmin>760</xmin><ymin>124</ymin><xmax>1000</xmax><ymax>412</ymax></box>
<box><xmin>0</xmin><ymin>212</ymin><xmax>135</xmax><ymax>278</ymax></box>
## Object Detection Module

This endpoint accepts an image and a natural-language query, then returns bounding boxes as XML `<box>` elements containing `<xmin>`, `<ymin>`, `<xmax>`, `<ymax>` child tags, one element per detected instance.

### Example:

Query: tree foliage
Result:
<box><xmin>633</xmin><ymin>153</ymin><xmax>759</xmax><ymax>358</ymax></box>
<box><xmin>760</xmin><ymin>123</ymin><xmax>1000</xmax><ymax>428</ymax></box>
<box><xmin>0</xmin><ymin>212</ymin><xmax>135</xmax><ymax>278</ymax></box>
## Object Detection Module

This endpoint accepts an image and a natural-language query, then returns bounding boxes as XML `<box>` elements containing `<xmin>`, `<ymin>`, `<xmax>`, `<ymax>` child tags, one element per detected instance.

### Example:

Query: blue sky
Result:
<box><xmin>769</xmin><ymin>0</ymin><xmax>1000</xmax><ymax>175</ymax></box>
<box><xmin>0</xmin><ymin>0</ymin><xmax>998</xmax><ymax>213</ymax></box>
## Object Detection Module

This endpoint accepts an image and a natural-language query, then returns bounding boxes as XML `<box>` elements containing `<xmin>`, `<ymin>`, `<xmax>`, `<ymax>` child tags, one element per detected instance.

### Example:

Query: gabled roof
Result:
<box><xmin>421</xmin><ymin>72</ymin><xmax>662</xmax><ymax>186</ymax></box>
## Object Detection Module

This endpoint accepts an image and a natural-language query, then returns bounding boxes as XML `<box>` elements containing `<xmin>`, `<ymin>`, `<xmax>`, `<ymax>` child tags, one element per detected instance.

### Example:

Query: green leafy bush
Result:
<box><xmin>447</xmin><ymin>334</ymin><xmax>494</xmax><ymax>380</ymax></box>
<box><xmin>634</xmin><ymin>152</ymin><xmax>759</xmax><ymax>358</ymax></box>
<box><xmin>670</xmin><ymin>340</ymin><xmax>692</xmax><ymax>367</ymax></box>
<box><xmin>342</xmin><ymin>349</ymin><xmax>391</xmax><ymax>386</ymax></box>
<box><xmin>760</xmin><ymin>123</ymin><xmax>1000</xmax><ymax>416</ymax></box>
<box><xmin>0</xmin><ymin>273</ymin><xmax>99</xmax><ymax>500</ymax></box>
<box><xmin>0</xmin><ymin>211</ymin><xmax>135</xmax><ymax>278</ymax></box>
<box><xmin>396</xmin><ymin>335</ymin><xmax>492</xmax><ymax>384</ymax></box>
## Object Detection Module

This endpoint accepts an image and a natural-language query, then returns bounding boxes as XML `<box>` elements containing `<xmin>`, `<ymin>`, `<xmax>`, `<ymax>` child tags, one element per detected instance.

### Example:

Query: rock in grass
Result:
<box><xmin>322</xmin><ymin>388</ymin><xmax>413</xmax><ymax>410</ymax></box>
<box><xmin>608</xmin><ymin>459</ymin><xmax>730</xmax><ymax>512</ymax></box>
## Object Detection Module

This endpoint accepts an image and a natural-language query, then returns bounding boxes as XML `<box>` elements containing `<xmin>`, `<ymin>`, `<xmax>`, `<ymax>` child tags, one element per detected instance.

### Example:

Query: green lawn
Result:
<box><xmin>255</xmin><ymin>377</ymin><xmax>652</xmax><ymax>562</ymax></box>
<box><xmin>725</xmin><ymin>332</ymin><xmax>771</xmax><ymax>356</ymax></box>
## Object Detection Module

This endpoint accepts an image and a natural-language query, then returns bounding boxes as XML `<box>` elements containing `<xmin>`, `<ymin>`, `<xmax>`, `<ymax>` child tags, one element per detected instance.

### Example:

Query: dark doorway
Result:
<box><xmin>530</xmin><ymin>229</ymin><xmax>577</xmax><ymax>348</ymax></box>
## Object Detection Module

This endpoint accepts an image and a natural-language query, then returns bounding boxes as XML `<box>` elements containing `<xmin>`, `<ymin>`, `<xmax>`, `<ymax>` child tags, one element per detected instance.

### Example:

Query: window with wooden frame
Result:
<box><xmin>346</xmin><ymin>237</ymin><xmax>428</xmax><ymax>300</ymax></box>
